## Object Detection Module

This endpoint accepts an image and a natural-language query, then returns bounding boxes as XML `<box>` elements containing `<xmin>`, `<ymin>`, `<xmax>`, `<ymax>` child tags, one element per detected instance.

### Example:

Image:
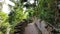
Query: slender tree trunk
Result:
<box><xmin>6</xmin><ymin>26</ymin><xmax>11</xmax><ymax>34</ymax></box>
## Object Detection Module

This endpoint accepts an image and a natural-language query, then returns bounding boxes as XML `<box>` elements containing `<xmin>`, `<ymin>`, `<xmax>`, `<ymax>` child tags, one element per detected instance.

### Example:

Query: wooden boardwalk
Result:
<box><xmin>24</xmin><ymin>23</ymin><xmax>39</xmax><ymax>34</ymax></box>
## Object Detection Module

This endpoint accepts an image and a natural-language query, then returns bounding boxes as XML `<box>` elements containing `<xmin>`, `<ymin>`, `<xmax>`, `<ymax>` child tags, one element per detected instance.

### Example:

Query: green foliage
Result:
<box><xmin>0</xmin><ymin>12</ymin><xmax>8</xmax><ymax>23</ymax></box>
<box><xmin>0</xmin><ymin>12</ymin><xmax>9</xmax><ymax>27</ymax></box>
<box><xmin>9</xmin><ymin>8</ymin><xmax>28</xmax><ymax>26</ymax></box>
<box><xmin>9</xmin><ymin>8</ymin><xmax>29</xmax><ymax>34</ymax></box>
<box><xmin>26</xmin><ymin>9</ymin><xmax>35</xmax><ymax>17</ymax></box>
<box><xmin>37</xmin><ymin>0</ymin><xmax>55</xmax><ymax>23</ymax></box>
<box><xmin>0</xmin><ymin>12</ymin><xmax>10</xmax><ymax>34</ymax></box>
<box><xmin>0</xmin><ymin>31</ymin><xmax>3</xmax><ymax>34</ymax></box>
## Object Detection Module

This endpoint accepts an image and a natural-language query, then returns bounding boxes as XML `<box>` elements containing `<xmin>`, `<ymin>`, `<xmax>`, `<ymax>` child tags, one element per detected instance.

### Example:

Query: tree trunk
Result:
<box><xmin>6</xmin><ymin>26</ymin><xmax>11</xmax><ymax>34</ymax></box>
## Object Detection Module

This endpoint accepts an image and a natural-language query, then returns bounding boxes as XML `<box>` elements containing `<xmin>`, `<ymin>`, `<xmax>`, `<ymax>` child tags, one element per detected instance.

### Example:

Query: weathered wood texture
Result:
<box><xmin>14</xmin><ymin>17</ymin><xmax>53</xmax><ymax>34</ymax></box>
<box><xmin>24</xmin><ymin>18</ymin><xmax>53</xmax><ymax>34</ymax></box>
<box><xmin>24</xmin><ymin>23</ymin><xmax>39</xmax><ymax>34</ymax></box>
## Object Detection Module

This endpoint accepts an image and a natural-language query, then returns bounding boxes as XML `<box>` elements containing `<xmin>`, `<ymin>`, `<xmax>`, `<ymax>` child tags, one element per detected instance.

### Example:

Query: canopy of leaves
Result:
<box><xmin>36</xmin><ymin>0</ymin><xmax>55</xmax><ymax>23</ymax></box>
